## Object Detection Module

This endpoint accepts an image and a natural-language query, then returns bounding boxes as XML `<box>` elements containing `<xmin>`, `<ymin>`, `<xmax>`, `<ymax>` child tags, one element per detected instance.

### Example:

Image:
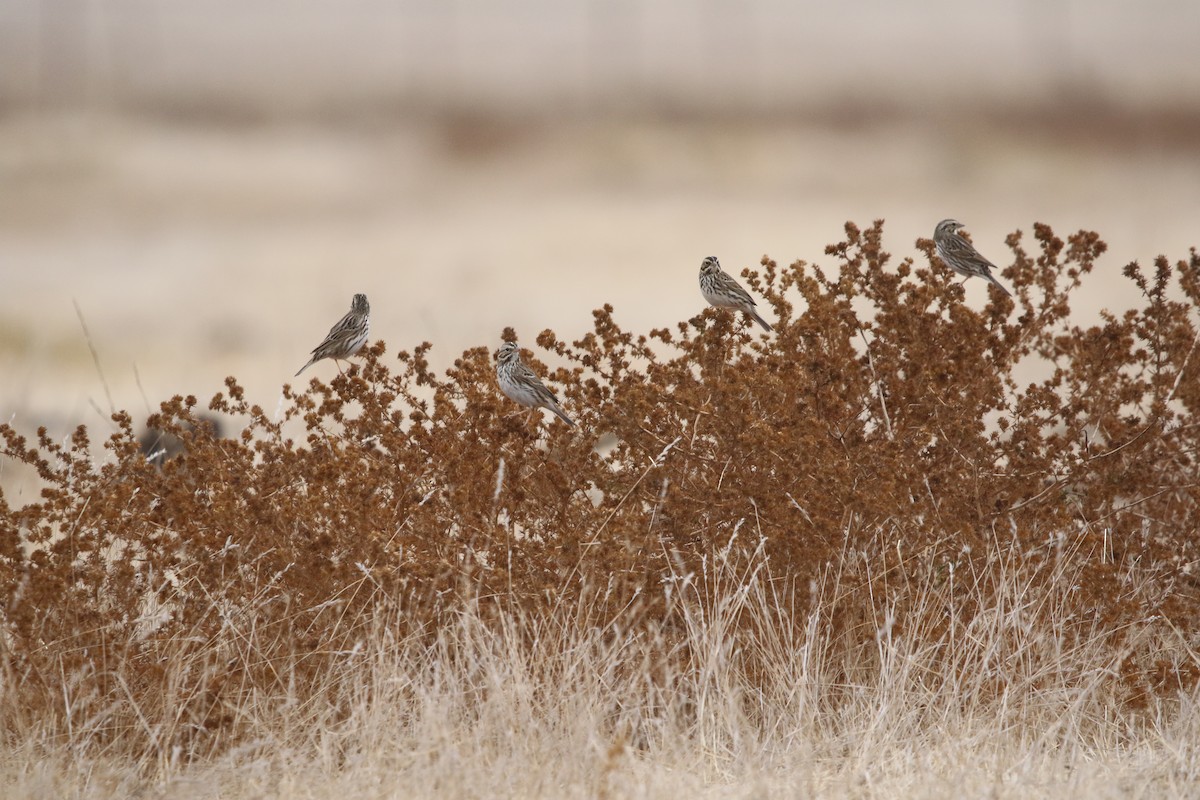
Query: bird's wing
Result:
<box><xmin>943</xmin><ymin>234</ymin><xmax>996</xmax><ymax>269</ymax></box>
<box><xmin>717</xmin><ymin>271</ymin><xmax>757</xmax><ymax>306</ymax></box>
<box><xmin>521</xmin><ymin>363</ymin><xmax>562</xmax><ymax>403</ymax></box>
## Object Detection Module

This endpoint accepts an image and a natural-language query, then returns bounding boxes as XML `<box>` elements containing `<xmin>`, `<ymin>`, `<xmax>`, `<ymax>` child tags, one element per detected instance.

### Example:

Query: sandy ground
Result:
<box><xmin>2</xmin><ymin>110</ymin><xmax>1199</xmax><ymax>497</ymax></box>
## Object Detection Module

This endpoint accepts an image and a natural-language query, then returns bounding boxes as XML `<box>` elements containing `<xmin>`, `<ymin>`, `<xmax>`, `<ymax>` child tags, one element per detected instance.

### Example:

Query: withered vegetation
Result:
<box><xmin>2</xmin><ymin>221</ymin><xmax>1199</xmax><ymax>762</ymax></box>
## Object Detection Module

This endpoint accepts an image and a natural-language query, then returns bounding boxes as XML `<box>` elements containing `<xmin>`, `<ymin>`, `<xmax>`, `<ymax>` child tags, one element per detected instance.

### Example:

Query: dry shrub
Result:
<box><xmin>2</xmin><ymin>221</ymin><xmax>1199</xmax><ymax>761</ymax></box>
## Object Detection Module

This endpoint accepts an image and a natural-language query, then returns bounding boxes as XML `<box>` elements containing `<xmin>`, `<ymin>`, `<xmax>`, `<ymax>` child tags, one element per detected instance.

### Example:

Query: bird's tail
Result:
<box><xmin>986</xmin><ymin>272</ymin><xmax>1013</xmax><ymax>297</ymax></box>
<box><xmin>550</xmin><ymin>403</ymin><xmax>576</xmax><ymax>427</ymax></box>
<box><xmin>294</xmin><ymin>360</ymin><xmax>315</xmax><ymax>377</ymax></box>
<box><xmin>749</xmin><ymin>309</ymin><xmax>774</xmax><ymax>332</ymax></box>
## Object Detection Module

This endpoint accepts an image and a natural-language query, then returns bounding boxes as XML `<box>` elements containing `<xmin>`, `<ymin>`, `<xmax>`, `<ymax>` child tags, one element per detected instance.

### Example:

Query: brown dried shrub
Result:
<box><xmin>2</xmin><ymin>221</ymin><xmax>1198</xmax><ymax>758</ymax></box>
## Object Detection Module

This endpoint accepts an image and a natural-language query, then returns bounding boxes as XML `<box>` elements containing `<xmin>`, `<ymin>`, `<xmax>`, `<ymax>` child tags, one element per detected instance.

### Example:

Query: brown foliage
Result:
<box><xmin>2</xmin><ymin>221</ymin><xmax>1199</xmax><ymax>756</ymax></box>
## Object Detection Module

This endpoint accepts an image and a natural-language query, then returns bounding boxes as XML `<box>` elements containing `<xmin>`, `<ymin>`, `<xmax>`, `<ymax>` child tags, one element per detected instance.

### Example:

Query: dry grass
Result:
<box><xmin>2</xmin><ymin>222</ymin><xmax>1200</xmax><ymax>796</ymax></box>
<box><xmin>0</xmin><ymin>542</ymin><xmax>1196</xmax><ymax>798</ymax></box>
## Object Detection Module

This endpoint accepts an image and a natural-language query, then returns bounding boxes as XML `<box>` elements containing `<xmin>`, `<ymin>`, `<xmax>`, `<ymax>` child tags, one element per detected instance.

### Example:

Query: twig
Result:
<box><xmin>785</xmin><ymin>492</ymin><xmax>813</xmax><ymax>526</ymax></box>
<box><xmin>133</xmin><ymin>363</ymin><xmax>152</xmax><ymax>416</ymax></box>
<box><xmin>586</xmin><ymin>437</ymin><xmax>682</xmax><ymax>545</ymax></box>
<box><xmin>857</xmin><ymin>325</ymin><xmax>894</xmax><ymax>441</ymax></box>
<box><xmin>1007</xmin><ymin>478</ymin><xmax>1065</xmax><ymax>513</ymax></box>
<box><xmin>73</xmin><ymin>299</ymin><xmax>114</xmax><ymax>417</ymax></box>
<box><xmin>1089</xmin><ymin>484</ymin><xmax>1194</xmax><ymax>526</ymax></box>
<box><xmin>1165</xmin><ymin>331</ymin><xmax>1199</xmax><ymax>405</ymax></box>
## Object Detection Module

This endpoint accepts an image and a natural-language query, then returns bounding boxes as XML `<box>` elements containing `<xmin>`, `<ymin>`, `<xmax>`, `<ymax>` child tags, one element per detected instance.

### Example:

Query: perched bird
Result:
<box><xmin>698</xmin><ymin>256</ymin><xmax>773</xmax><ymax>332</ymax></box>
<box><xmin>495</xmin><ymin>341</ymin><xmax>575</xmax><ymax>427</ymax></box>
<box><xmin>295</xmin><ymin>293</ymin><xmax>371</xmax><ymax>376</ymax></box>
<box><xmin>138</xmin><ymin>414</ymin><xmax>224</xmax><ymax>469</ymax></box>
<box><xmin>932</xmin><ymin>220</ymin><xmax>1012</xmax><ymax>297</ymax></box>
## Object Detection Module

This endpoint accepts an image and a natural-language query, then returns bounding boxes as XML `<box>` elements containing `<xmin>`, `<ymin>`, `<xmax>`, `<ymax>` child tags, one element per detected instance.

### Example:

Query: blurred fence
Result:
<box><xmin>2</xmin><ymin>0</ymin><xmax>1198</xmax><ymax>116</ymax></box>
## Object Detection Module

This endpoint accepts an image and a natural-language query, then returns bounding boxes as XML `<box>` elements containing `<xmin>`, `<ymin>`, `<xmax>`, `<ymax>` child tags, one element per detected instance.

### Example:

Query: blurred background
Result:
<box><xmin>2</xmin><ymin>0</ymin><xmax>1199</xmax><ymax>498</ymax></box>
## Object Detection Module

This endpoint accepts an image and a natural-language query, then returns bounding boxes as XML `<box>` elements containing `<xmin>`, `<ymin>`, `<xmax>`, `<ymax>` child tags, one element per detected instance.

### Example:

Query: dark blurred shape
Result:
<box><xmin>137</xmin><ymin>413</ymin><xmax>224</xmax><ymax>468</ymax></box>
